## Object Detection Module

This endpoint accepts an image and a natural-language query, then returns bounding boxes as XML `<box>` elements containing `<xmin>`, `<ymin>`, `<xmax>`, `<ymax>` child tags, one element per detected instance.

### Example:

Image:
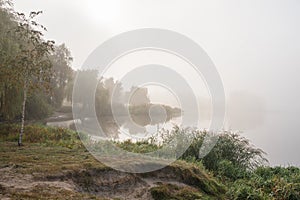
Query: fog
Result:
<box><xmin>14</xmin><ymin>0</ymin><xmax>300</xmax><ymax>166</ymax></box>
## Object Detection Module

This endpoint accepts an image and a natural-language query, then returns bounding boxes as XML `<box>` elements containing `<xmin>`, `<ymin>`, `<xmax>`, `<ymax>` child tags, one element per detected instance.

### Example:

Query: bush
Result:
<box><xmin>161</xmin><ymin>127</ymin><xmax>268</xmax><ymax>175</ymax></box>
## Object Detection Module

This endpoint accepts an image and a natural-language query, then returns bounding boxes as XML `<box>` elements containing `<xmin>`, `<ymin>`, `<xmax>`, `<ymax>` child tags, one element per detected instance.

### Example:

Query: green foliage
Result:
<box><xmin>13</xmin><ymin>11</ymin><xmax>55</xmax><ymax>93</ymax></box>
<box><xmin>227</xmin><ymin>180</ymin><xmax>267</xmax><ymax>200</ymax></box>
<box><xmin>0</xmin><ymin>3</ymin><xmax>22</xmax><ymax>120</ymax></box>
<box><xmin>25</xmin><ymin>92</ymin><xmax>53</xmax><ymax>120</ymax></box>
<box><xmin>108</xmin><ymin>127</ymin><xmax>268</xmax><ymax>181</ymax></box>
<box><xmin>159</xmin><ymin>127</ymin><xmax>267</xmax><ymax>177</ymax></box>
<box><xmin>0</xmin><ymin>86</ymin><xmax>23</xmax><ymax>120</ymax></box>
<box><xmin>0</xmin><ymin>4</ymin><xmax>74</xmax><ymax>123</ymax></box>
<box><xmin>226</xmin><ymin>166</ymin><xmax>300</xmax><ymax>200</ymax></box>
<box><xmin>217</xmin><ymin>160</ymin><xmax>250</xmax><ymax>181</ymax></box>
<box><xmin>49</xmin><ymin>44</ymin><xmax>73</xmax><ymax>108</ymax></box>
<box><xmin>203</xmin><ymin>132</ymin><xmax>267</xmax><ymax>172</ymax></box>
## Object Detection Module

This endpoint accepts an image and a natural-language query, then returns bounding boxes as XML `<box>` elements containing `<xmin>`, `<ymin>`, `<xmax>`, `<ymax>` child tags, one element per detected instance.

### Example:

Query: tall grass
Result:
<box><xmin>0</xmin><ymin>124</ymin><xmax>83</xmax><ymax>148</ymax></box>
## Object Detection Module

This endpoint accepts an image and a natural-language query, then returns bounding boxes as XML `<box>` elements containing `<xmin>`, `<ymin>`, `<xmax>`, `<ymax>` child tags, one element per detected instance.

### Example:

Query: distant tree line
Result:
<box><xmin>73</xmin><ymin>70</ymin><xmax>181</xmax><ymax>119</ymax></box>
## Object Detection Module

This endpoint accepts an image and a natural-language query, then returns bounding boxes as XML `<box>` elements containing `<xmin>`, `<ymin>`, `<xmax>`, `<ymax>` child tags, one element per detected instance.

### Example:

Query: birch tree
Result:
<box><xmin>13</xmin><ymin>11</ymin><xmax>54</xmax><ymax>146</ymax></box>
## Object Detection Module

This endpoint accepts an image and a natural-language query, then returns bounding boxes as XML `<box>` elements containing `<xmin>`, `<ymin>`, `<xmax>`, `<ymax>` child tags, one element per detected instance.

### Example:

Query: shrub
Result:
<box><xmin>161</xmin><ymin>127</ymin><xmax>268</xmax><ymax>175</ymax></box>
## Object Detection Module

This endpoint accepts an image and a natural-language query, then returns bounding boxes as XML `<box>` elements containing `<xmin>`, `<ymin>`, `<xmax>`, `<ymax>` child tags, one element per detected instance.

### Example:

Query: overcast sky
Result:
<box><xmin>13</xmin><ymin>0</ymin><xmax>300</xmax><ymax>166</ymax></box>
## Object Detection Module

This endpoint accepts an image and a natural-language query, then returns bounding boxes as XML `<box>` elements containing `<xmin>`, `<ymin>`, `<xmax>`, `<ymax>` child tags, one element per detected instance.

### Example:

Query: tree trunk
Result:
<box><xmin>18</xmin><ymin>86</ymin><xmax>27</xmax><ymax>146</ymax></box>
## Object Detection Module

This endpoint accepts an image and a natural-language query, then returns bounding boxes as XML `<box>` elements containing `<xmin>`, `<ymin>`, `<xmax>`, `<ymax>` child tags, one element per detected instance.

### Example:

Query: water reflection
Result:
<box><xmin>98</xmin><ymin>104</ymin><xmax>181</xmax><ymax>140</ymax></box>
<box><xmin>100</xmin><ymin>114</ymin><xmax>181</xmax><ymax>141</ymax></box>
<box><xmin>46</xmin><ymin>105</ymin><xmax>181</xmax><ymax>141</ymax></box>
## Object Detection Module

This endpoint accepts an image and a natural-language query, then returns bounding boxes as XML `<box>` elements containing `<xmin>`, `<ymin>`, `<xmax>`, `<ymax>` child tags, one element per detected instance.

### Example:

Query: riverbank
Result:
<box><xmin>0</xmin><ymin>125</ymin><xmax>225</xmax><ymax>200</ymax></box>
<box><xmin>0</xmin><ymin>124</ymin><xmax>299</xmax><ymax>199</ymax></box>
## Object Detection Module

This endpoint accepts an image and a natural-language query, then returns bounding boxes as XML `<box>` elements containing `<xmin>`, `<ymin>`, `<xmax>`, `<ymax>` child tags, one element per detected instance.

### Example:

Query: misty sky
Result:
<box><xmin>13</xmin><ymin>0</ymin><xmax>300</xmax><ymax>166</ymax></box>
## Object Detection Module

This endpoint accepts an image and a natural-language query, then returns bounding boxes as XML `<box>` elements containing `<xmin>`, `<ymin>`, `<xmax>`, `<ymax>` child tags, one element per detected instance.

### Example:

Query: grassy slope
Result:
<box><xmin>0</xmin><ymin>125</ymin><xmax>226</xmax><ymax>200</ymax></box>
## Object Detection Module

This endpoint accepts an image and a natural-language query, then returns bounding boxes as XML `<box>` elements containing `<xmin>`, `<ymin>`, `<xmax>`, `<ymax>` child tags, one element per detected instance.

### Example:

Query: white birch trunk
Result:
<box><xmin>19</xmin><ymin>85</ymin><xmax>27</xmax><ymax>146</ymax></box>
